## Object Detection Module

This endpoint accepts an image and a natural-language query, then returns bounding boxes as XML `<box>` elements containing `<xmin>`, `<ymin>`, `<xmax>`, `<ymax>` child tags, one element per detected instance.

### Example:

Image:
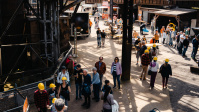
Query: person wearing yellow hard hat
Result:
<box><xmin>48</xmin><ymin>83</ymin><xmax>57</xmax><ymax>105</ymax></box>
<box><xmin>147</xmin><ymin>46</ymin><xmax>153</xmax><ymax>62</ymax></box>
<box><xmin>139</xmin><ymin>41</ymin><xmax>147</xmax><ymax>66</ymax></box>
<box><xmin>148</xmin><ymin>57</ymin><xmax>159</xmax><ymax>89</ymax></box>
<box><xmin>140</xmin><ymin>49</ymin><xmax>150</xmax><ymax>80</ymax></box>
<box><xmin>34</xmin><ymin>83</ymin><xmax>50</xmax><ymax>112</ymax></box>
<box><xmin>151</xmin><ymin>44</ymin><xmax>157</xmax><ymax>59</ymax></box>
<box><xmin>57</xmin><ymin>77</ymin><xmax>71</xmax><ymax>106</ymax></box>
<box><xmin>159</xmin><ymin>59</ymin><xmax>172</xmax><ymax>89</ymax></box>
<box><xmin>49</xmin><ymin>98</ymin><xmax>57</xmax><ymax>112</ymax></box>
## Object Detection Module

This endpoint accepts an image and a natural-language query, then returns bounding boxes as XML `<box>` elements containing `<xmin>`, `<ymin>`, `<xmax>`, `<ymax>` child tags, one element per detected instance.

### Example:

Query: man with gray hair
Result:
<box><xmin>55</xmin><ymin>98</ymin><xmax>67</xmax><ymax>112</ymax></box>
<box><xmin>82</xmin><ymin>69</ymin><xmax>91</xmax><ymax>108</ymax></box>
<box><xmin>91</xmin><ymin>67</ymin><xmax>100</xmax><ymax>102</ymax></box>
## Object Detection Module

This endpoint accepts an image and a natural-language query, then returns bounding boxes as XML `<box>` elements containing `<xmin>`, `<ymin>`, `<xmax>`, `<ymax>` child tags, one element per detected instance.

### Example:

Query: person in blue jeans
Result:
<box><xmin>96</xmin><ymin>28</ymin><xmax>101</xmax><ymax>47</ymax></box>
<box><xmin>111</xmin><ymin>57</ymin><xmax>122</xmax><ymax>89</ymax></box>
<box><xmin>73</xmin><ymin>64</ymin><xmax>83</xmax><ymax>100</ymax></box>
<box><xmin>91</xmin><ymin>67</ymin><xmax>100</xmax><ymax>102</ymax></box>
<box><xmin>182</xmin><ymin>35</ymin><xmax>189</xmax><ymax>57</ymax></box>
<box><xmin>191</xmin><ymin>35</ymin><xmax>199</xmax><ymax>60</ymax></box>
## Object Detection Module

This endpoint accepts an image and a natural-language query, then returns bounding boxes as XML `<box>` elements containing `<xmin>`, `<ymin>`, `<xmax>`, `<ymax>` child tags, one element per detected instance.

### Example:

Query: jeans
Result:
<box><xmin>75</xmin><ymin>83</ymin><xmax>82</xmax><ymax>98</ymax></box>
<box><xmin>150</xmin><ymin>72</ymin><xmax>157</xmax><ymax>88</ymax></box>
<box><xmin>182</xmin><ymin>46</ymin><xmax>188</xmax><ymax>56</ymax></box>
<box><xmin>163</xmin><ymin>38</ymin><xmax>165</xmax><ymax>44</ymax></box>
<box><xmin>97</xmin><ymin>37</ymin><xmax>101</xmax><ymax>46</ymax></box>
<box><xmin>102</xmin><ymin>38</ymin><xmax>105</xmax><ymax>46</ymax></box>
<box><xmin>192</xmin><ymin>47</ymin><xmax>198</xmax><ymax>59</ymax></box>
<box><xmin>84</xmin><ymin>95</ymin><xmax>90</xmax><ymax>106</ymax></box>
<box><xmin>178</xmin><ymin>42</ymin><xmax>183</xmax><ymax>54</ymax></box>
<box><xmin>169</xmin><ymin>38</ymin><xmax>173</xmax><ymax>46</ymax></box>
<box><xmin>93</xmin><ymin>83</ymin><xmax>100</xmax><ymax>100</ymax></box>
<box><xmin>60</xmin><ymin>95</ymin><xmax>68</xmax><ymax>106</ymax></box>
<box><xmin>99</xmin><ymin>74</ymin><xmax>103</xmax><ymax>89</ymax></box>
<box><xmin>113</xmin><ymin>71</ymin><xmax>120</xmax><ymax>89</ymax></box>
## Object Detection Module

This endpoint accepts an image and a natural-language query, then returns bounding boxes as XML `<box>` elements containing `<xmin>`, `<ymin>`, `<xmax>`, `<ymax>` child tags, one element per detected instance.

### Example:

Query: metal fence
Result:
<box><xmin>0</xmin><ymin>42</ymin><xmax>73</xmax><ymax>111</ymax></box>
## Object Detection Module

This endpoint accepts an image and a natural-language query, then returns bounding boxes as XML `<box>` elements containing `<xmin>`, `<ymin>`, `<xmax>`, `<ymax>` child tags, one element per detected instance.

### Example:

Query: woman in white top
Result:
<box><xmin>57</xmin><ymin>66</ymin><xmax>70</xmax><ymax>86</ymax></box>
<box><xmin>162</xmin><ymin>30</ymin><xmax>167</xmax><ymax>44</ymax></box>
<box><xmin>148</xmin><ymin>57</ymin><xmax>159</xmax><ymax>89</ymax></box>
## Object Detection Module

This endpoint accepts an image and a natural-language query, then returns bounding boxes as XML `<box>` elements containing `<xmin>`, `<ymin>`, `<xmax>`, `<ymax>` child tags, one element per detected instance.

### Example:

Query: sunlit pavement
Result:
<box><xmin>68</xmin><ymin>17</ymin><xmax>199</xmax><ymax>112</ymax></box>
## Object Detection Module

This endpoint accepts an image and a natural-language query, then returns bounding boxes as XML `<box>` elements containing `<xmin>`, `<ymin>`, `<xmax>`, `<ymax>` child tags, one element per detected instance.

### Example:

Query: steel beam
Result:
<box><xmin>60</xmin><ymin>0</ymin><xmax>84</xmax><ymax>15</ymax></box>
<box><xmin>71</xmin><ymin>3</ymin><xmax>80</xmax><ymax>21</ymax></box>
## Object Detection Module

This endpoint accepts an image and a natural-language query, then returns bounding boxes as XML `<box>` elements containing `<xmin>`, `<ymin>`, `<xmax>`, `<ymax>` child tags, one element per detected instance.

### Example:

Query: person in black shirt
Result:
<box><xmin>82</xmin><ymin>69</ymin><xmax>91</xmax><ymax>109</ymax></box>
<box><xmin>135</xmin><ymin>37</ymin><xmax>141</xmax><ymax>46</ymax></box>
<box><xmin>182</xmin><ymin>35</ymin><xmax>189</xmax><ymax>57</ymax></box>
<box><xmin>140</xmin><ymin>41</ymin><xmax>147</xmax><ymax>57</ymax></box>
<box><xmin>73</xmin><ymin>64</ymin><xmax>83</xmax><ymax>100</ymax></box>
<box><xmin>101</xmin><ymin>30</ymin><xmax>106</xmax><ymax>47</ymax></box>
<box><xmin>102</xmin><ymin>80</ymin><xmax>113</xmax><ymax>94</ymax></box>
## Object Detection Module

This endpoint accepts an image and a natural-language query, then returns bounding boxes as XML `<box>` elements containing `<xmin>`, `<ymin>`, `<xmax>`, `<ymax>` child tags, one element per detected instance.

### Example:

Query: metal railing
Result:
<box><xmin>0</xmin><ymin>42</ymin><xmax>73</xmax><ymax>111</ymax></box>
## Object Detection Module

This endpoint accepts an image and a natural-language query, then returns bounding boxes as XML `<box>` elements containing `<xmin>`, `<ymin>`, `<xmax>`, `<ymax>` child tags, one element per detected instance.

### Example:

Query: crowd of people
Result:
<box><xmin>34</xmin><ymin>55</ymin><xmax>120</xmax><ymax>112</ymax></box>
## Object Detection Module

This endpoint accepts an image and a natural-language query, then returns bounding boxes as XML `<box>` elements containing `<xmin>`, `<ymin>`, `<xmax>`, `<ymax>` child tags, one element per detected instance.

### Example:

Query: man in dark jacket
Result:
<box><xmin>191</xmin><ymin>35</ymin><xmax>199</xmax><ymax>60</ymax></box>
<box><xmin>182</xmin><ymin>35</ymin><xmax>189</xmax><ymax>57</ymax></box>
<box><xmin>82</xmin><ymin>69</ymin><xmax>91</xmax><ymax>109</ymax></box>
<box><xmin>73</xmin><ymin>64</ymin><xmax>83</xmax><ymax>100</ymax></box>
<box><xmin>95</xmin><ymin>57</ymin><xmax>106</xmax><ymax>89</ymax></box>
<box><xmin>140</xmin><ymin>50</ymin><xmax>150</xmax><ymax>80</ymax></box>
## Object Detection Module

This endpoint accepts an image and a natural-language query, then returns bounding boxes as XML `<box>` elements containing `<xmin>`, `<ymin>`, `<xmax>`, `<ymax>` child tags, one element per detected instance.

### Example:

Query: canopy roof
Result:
<box><xmin>151</xmin><ymin>8</ymin><xmax>197</xmax><ymax>17</ymax></box>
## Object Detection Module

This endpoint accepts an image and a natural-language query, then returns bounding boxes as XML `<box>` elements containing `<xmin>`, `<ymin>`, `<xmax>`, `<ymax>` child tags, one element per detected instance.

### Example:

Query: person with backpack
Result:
<box><xmin>150</xmin><ymin>44</ymin><xmax>157</xmax><ymax>59</ymax></box>
<box><xmin>191</xmin><ymin>35</ymin><xmax>199</xmax><ymax>60</ymax></box>
<box><xmin>159</xmin><ymin>59</ymin><xmax>172</xmax><ymax>89</ymax></box>
<box><xmin>57</xmin><ymin>77</ymin><xmax>71</xmax><ymax>106</ymax></box>
<box><xmin>101</xmin><ymin>86</ymin><xmax>115</xmax><ymax>112</ymax></box>
<box><xmin>82</xmin><ymin>69</ymin><xmax>92</xmax><ymax>109</ymax></box>
<box><xmin>148</xmin><ymin>57</ymin><xmax>159</xmax><ymax>89</ymax></box>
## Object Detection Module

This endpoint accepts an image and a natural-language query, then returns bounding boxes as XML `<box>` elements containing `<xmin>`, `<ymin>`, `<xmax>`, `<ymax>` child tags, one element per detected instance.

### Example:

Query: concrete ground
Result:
<box><xmin>67</xmin><ymin>17</ymin><xmax>199</xmax><ymax>112</ymax></box>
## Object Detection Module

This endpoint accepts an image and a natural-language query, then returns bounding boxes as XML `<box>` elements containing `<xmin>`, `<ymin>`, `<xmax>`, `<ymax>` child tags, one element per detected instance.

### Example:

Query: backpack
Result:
<box><xmin>82</xmin><ymin>83</ymin><xmax>91</xmax><ymax>95</ymax></box>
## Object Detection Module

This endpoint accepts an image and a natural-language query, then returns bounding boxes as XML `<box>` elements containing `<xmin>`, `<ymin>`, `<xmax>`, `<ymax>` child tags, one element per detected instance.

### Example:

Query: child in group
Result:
<box><xmin>49</xmin><ymin>98</ymin><xmax>57</xmax><ymax>112</ymax></box>
<box><xmin>102</xmin><ymin>80</ymin><xmax>113</xmax><ymax>94</ymax></box>
<box><xmin>48</xmin><ymin>83</ymin><xmax>57</xmax><ymax>105</ymax></box>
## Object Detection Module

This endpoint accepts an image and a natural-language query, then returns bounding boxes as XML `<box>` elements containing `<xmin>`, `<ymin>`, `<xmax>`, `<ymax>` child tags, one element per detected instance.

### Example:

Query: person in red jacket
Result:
<box><xmin>34</xmin><ymin>83</ymin><xmax>49</xmax><ymax>112</ymax></box>
<box><xmin>95</xmin><ymin>57</ymin><xmax>106</xmax><ymax>89</ymax></box>
<box><xmin>140</xmin><ymin>50</ymin><xmax>150</xmax><ymax>80</ymax></box>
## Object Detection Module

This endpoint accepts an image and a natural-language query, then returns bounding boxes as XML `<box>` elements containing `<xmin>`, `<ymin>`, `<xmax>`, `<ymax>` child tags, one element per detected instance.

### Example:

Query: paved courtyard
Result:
<box><xmin>66</xmin><ymin>18</ymin><xmax>199</xmax><ymax>112</ymax></box>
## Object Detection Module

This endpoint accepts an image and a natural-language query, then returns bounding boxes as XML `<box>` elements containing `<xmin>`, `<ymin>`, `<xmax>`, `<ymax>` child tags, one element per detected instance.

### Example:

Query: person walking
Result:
<box><xmin>95</xmin><ymin>56</ymin><xmax>106</xmax><ymax>89</ymax></box>
<box><xmin>154</xmin><ymin>30</ymin><xmax>160</xmax><ymax>43</ymax></box>
<box><xmin>101</xmin><ymin>30</ymin><xmax>106</xmax><ymax>47</ymax></box>
<box><xmin>147</xmin><ymin>47</ymin><xmax>152</xmax><ymax>62</ymax></box>
<box><xmin>135</xmin><ymin>38</ymin><xmax>141</xmax><ymax>65</ymax></box>
<box><xmin>57</xmin><ymin>77</ymin><xmax>71</xmax><ymax>106</ymax></box>
<box><xmin>73</xmin><ymin>64</ymin><xmax>83</xmax><ymax>100</ymax></box>
<box><xmin>140</xmin><ymin>50</ymin><xmax>150</xmax><ymax>80</ymax></box>
<box><xmin>101</xmin><ymin>86</ymin><xmax>115</xmax><ymax>112</ymax></box>
<box><xmin>34</xmin><ymin>83</ymin><xmax>50</xmax><ymax>112</ymax></box>
<box><xmin>169</xmin><ymin>29</ymin><xmax>175</xmax><ymax>47</ymax></box>
<box><xmin>182</xmin><ymin>35</ymin><xmax>189</xmax><ymax>57</ymax></box>
<box><xmin>148</xmin><ymin>57</ymin><xmax>159</xmax><ymax>89</ymax></box>
<box><xmin>179</xmin><ymin>33</ymin><xmax>186</xmax><ymax>54</ymax></box>
<box><xmin>97</xmin><ymin>28</ymin><xmax>102</xmax><ymax>47</ymax></box>
<box><xmin>82</xmin><ymin>69</ymin><xmax>92</xmax><ymax>109</ymax></box>
<box><xmin>91</xmin><ymin>67</ymin><xmax>101</xmax><ymax>102</ymax></box>
<box><xmin>57</xmin><ymin>66</ymin><xmax>70</xmax><ymax>86</ymax></box>
<box><xmin>175</xmin><ymin>32</ymin><xmax>180</xmax><ymax>49</ymax></box>
<box><xmin>159</xmin><ymin>59</ymin><xmax>172</xmax><ymax>89</ymax></box>
<box><xmin>48</xmin><ymin>83</ymin><xmax>57</xmax><ymax>105</ymax></box>
<box><xmin>150</xmin><ymin>44</ymin><xmax>158</xmax><ymax>59</ymax></box>
<box><xmin>162</xmin><ymin>31</ymin><xmax>167</xmax><ymax>44</ymax></box>
<box><xmin>111</xmin><ymin>57</ymin><xmax>122</xmax><ymax>89</ymax></box>
<box><xmin>191</xmin><ymin>35</ymin><xmax>199</xmax><ymax>60</ymax></box>
<box><xmin>139</xmin><ymin>41</ymin><xmax>147</xmax><ymax>65</ymax></box>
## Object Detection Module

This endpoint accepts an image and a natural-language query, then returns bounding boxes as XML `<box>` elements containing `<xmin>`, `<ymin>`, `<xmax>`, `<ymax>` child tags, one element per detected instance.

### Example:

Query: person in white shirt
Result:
<box><xmin>148</xmin><ymin>57</ymin><xmax>159</xmax><ymax>89</ymax></box>
<box><xmin>179</xmin><ymin>33</ymin><xmax>186</xmax><ymax>54</ymax></box>
<box><xmin>162</xmin><ymin>31</ymin><xmax>167</xmax><ymax>44</ymax></box>
<box><xmin>57</xmin><ymin>66</ymin><xmax>70</xmax><ymax>86</ymax></box>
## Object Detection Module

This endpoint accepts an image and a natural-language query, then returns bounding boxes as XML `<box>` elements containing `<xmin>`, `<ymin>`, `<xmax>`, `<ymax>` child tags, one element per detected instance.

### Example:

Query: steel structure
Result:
<box><xmin>0</xmin><ymin>0</ymin><xmax>83</xmax><ymax>87</ymax></box>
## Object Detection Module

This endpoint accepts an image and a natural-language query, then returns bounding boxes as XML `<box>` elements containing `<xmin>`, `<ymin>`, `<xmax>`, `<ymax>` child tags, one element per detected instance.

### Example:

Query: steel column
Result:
<box><xmin>0</xmin><ymin>46</ymin><xmax>2</xmax><ymax>76</ymax></box>
<box><xmin>43</xmin><ymin>2</ymin><xmax>48</xmax><ymax>58</ymax></box>
<box><xmin>110</xmin><ymin>0</ymin><xmax>113</xmax><ymax>38</ymax></box>
<box><xmin>50</xmin><ymin>1</ymin><xmax>54</xmax><ymax>64</ymax></box>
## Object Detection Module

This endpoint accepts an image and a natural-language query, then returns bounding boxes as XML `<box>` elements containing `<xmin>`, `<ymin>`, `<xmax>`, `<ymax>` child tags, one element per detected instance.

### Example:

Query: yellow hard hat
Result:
<box><xmin>147</xmin><ymin>47</ymin><xmax>151</xmax><ymax>50</ymax></box>
<box><xmin>38</xmin><ymin>83</ymin><xmax>45</xmax><ymax>90</ymax></box>
<box><xmin>62</xmin><ymin>77</ymin><xmax>67</xmax><ymax>81</ymax></box>
<box><xmin>153</xmin><ymin>44</ymin><xmax>156</xmax><ymax>47</ymax></box>
<box><xmin>165</xmin><ymin>59</ymin><xmax>169</xmax><ymax>62</ymax></box>
<box><xmin>49</xmin><ymin>83</ymin><xmax>56</xmax><ymax>88</ymax></box>
<box><xmin>153</xmin><ymin>57</ymin><xmax>157</xmax><ymax>61</ymax></box>
<box><xmin>52</xmin><ymin>98</ymin><xmax>57</xmax><ymax>104</ymax></box>
<box><xmin>144</xmin><ymin>50</ymin><xmax>149</xmax><ymax>54</ymax></box>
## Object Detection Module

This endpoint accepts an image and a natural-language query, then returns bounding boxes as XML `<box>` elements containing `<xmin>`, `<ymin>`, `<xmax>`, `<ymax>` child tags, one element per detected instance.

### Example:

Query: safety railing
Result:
<box><xmin>0</xmin><ymin>42</ymin><xmax>73</xmax><ymax>111</ymax></box>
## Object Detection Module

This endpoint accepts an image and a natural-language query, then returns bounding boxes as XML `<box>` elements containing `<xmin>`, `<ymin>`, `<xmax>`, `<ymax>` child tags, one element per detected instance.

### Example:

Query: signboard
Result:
<box><xmin>23</xmin><ymin>97</ymin><xmax>29</xmax><ymax>112</ymax></box>
<box><xmin>102</xmin><ymin>1</ymin><xmax>108</xmax><ymax>6</ymax></box>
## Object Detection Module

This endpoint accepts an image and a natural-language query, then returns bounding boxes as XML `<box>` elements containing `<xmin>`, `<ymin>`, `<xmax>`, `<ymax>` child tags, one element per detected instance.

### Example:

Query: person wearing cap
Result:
<box><xmin>48</xmin><ymin>83</ymin><xmax>57</xmax><ymax>105</ymax></box>
<box><xmin>95</xmin><ymin>57</ymin><xmax>106</xmax><ymax>89</ymax></box>
<box><xmin>182</xmin><ymin>35</ymin><xmax>189</xmax><ymax>57</ymax></box>
<box><xmin>54</xmin><ymin>98</ymin><xmax>68</xmax><ymax>112</ymax></box>
<box><xmin>140</xmin><ymin>50</ymin><xmax>150</xmax><ymax>80</ymax></box>
<box><xmin>148</xmin><ymin>57</ymin><xmax>159</xmax><ymax>89</ymax></box>
<box><xmin>147</xmin><ymin>46</ymin><xmax>152</xmax><ymax>62</ymax></box>
<box><xmin>34</xmin><ymin>83</ymin><xmax>50</xmax><ymax>112</ymax></box>
<box><xmin>150</xmin><ymin>44</ymin><xmax>157</xmax><ymax>59</ymax></box>
<box><xmin>191</xmin><ymin>35</ymin><xmax>199</xmax><ymax>60</ymax></box>
<box><xmin>58</xmin><ymin>77</ymin><xmax>71</xmax><ymax>106</ymax></box>
<box><xmin>139</xmin><ymin>41</ymin><xmax>147</xmax><ymax>65</ymax></box>
<box><xmin>73</xmin><ymin>64</ymin><xmax>83</xmax><ymax>100</ymax></box>
<box><xmin>91</xmin><ymin>67</ymin><xmax>100</xmax><ymax>102</ymax></box>
<box><xmin>159</xmin><ymin>59</ymin><xmax>172</xmax><ymax>89</ymax></box>
<box><xmin>49</xmin><ymin>98</ymin><xmax>57</xmax><ymax>112</ymax></box>
<box><xmin>57</xmin><ymin>66</ymin><xmax>70</xmax><ymax>86</ymax></box>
